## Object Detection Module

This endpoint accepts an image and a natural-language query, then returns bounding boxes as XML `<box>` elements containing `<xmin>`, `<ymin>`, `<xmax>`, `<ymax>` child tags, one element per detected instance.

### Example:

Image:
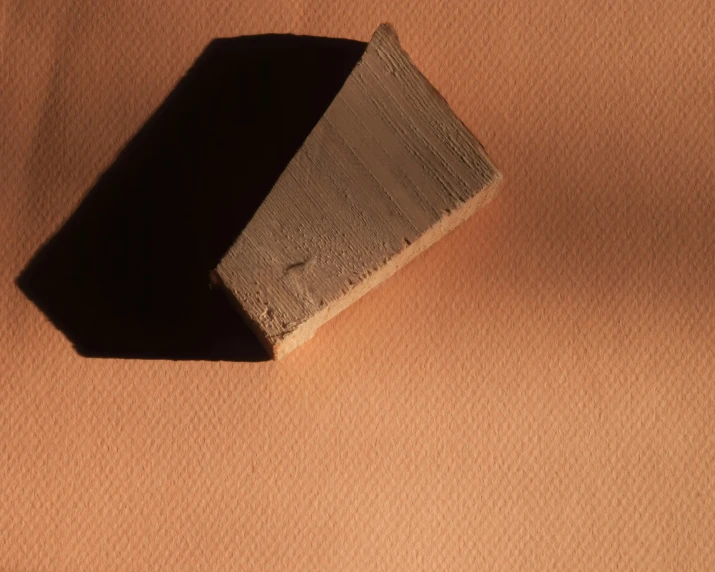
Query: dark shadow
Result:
<box><xmin>16</xmin><ymin>34</ymin><xmax>367</xmax><ymax>361</ymax></box>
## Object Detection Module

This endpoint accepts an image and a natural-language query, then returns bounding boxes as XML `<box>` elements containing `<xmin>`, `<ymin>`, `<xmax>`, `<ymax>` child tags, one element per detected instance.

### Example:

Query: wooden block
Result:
<box><xmin>214</xmin><ymin>23</ymin><xmax>502</xmax><ymax>359</ymax></box>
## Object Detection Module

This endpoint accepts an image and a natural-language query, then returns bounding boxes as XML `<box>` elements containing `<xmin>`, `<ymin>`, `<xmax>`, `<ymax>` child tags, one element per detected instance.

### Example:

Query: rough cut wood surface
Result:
<box><xmin>215</xmin><ymin>23</ymin><xmax>502</xmax><ymax>359</ymax></box>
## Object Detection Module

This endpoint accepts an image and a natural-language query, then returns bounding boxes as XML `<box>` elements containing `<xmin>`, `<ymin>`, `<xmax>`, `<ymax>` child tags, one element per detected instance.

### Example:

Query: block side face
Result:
<box><xmin>217</xmin><ymin>24</ymin><xmax>500</xmax><ymax>351</ymax></box>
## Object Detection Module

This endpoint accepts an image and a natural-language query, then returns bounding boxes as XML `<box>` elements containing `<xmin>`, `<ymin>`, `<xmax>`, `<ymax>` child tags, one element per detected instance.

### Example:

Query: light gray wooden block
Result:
<box><xmin>214</xmin><ymin>23</ymin><xmax>502</xmax><ymax>359</ymax></box>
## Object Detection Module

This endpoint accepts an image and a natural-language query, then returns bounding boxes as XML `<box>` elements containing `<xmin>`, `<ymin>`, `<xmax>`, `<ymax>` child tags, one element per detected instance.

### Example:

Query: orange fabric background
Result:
<box><xmin>2</xmin><ymin>1</ymin><xmax>714</xmax><ymax>569</ymax></box>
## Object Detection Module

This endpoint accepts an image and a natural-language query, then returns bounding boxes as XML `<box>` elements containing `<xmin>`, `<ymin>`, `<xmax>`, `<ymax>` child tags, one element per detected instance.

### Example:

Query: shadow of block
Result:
<box><xmin>16</xmin><ymin>33</ymin><xmax>367</xmax><ymax>362</ymax></box>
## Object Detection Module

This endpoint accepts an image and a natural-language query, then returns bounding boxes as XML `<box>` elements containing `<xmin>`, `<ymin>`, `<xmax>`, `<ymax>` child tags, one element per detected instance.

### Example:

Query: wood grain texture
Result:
<box><xmin>215</xmin><ymin>23</ymin><xmax>502</xmax><ymax>358</ymax></box>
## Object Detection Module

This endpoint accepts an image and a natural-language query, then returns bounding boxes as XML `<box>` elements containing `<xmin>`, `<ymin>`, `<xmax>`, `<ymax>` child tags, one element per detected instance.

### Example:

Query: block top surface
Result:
<box><xmin>216</xmin><ymin>23</ymin><xmax>500</xmax><ymax>355</ymax></box>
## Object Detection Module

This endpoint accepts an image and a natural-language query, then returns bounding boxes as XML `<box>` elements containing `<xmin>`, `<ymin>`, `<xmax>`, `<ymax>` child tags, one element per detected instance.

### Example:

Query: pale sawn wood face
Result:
<box><xmin>216</xmin><ymin>24</ymin><xmax>501</xmax><ymax>358</ymax></box>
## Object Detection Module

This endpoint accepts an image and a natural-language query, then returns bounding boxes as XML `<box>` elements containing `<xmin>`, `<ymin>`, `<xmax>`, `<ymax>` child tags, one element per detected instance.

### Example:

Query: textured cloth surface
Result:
<box><xmin>2</xmin><ymin>1</ymin><xmax>714</xmax><ymax>570</ymax></box>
